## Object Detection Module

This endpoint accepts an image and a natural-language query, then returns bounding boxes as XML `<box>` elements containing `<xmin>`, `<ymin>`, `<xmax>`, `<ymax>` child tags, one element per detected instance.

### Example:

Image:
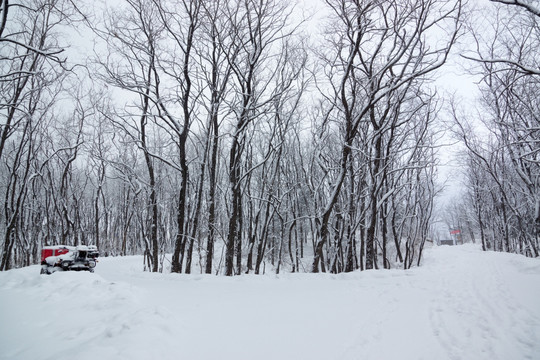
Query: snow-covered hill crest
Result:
<box><xmin>1</xmin><ymin>244</ymin><xmax>539</xmax><ymax>360</ymax></box>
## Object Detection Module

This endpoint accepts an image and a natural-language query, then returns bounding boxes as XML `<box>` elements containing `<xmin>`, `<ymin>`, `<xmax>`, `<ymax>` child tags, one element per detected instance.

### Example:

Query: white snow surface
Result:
<box><xmin>1</xmin><ymin>244</ymin><xmax>539</xmax><ymax>360</ymax></box>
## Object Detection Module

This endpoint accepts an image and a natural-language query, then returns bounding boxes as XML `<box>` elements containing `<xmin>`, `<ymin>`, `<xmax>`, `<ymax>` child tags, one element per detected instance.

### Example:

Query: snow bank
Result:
<box><xmin>1</xmin><ymin>244</ymin><xmax>539</xmax><ymax>360</ymax></box>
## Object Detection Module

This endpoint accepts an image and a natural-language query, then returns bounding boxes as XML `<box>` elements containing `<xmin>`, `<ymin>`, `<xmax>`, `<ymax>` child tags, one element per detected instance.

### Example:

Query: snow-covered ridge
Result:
<box><xmin>1</xmin><ymin>244</ymin><xmax>539</xmax><ymax>360</ymax></box>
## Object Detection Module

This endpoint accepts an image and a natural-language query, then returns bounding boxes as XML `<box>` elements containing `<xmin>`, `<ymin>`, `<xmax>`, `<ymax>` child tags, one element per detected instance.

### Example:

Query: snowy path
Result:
<box><xmin>1</xmin><ymin>244</ymin><xmax>539</xmax><ymax>360</ymax></box>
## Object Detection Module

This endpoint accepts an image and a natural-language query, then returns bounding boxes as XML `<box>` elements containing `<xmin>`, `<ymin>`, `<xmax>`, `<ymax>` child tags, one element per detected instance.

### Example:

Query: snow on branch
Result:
<box><xmin>0</xmin><ymin>38</ymin><xmax>65</xmax><ymax>63</ymax></box>
<box><xmin>461</xmin><ymin>54</ymin><xmax>540</xmax><ymax>76</ymax></box>
<box><xmin>490</xmin><ymin>0</ymin><xmax>540</xmax><ymax>17</ymax></box>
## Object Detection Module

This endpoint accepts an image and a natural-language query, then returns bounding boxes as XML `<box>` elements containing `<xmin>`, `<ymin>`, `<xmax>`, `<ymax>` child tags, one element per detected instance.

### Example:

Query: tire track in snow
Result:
<box><xmin>427</xmin><ymin>245</ymin><xmax>540</xmax><ymax>360</ymax></box>
<box><xmin>428</xmin><ymin>253</ymin><xmax>498</xmax><ymax>360</ymax></box>
<box><xmin>472</xmin><ymin>254</ymin><xmax>540</xmax><ymax>360</ymax></box>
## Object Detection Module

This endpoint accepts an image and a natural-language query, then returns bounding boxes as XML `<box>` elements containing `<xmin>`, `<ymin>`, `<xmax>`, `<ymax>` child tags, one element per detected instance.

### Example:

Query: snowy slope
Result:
<box><xmin>1</xmin><ymin>244</ymin><xmax>539</xmax><ymax>360</ymax></box>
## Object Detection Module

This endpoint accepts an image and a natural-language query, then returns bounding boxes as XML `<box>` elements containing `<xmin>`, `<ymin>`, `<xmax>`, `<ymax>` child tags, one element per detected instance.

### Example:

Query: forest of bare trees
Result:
<box><xmin>1</xmin><ymin>0</ymin><xmax>537</xmax><ymax>274</ymax></box>
<box><xmin>451</xmin><ymin>0</ymin><xmax>539</xmax><ymax>257</ymax></box>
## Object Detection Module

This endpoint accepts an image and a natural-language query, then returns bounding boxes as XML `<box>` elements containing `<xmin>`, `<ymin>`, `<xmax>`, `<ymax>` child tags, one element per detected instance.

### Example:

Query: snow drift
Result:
<box><xmin>1</xmin><ymin>244</ymin><xmax>539</xmax><ymax>360</ymax></box>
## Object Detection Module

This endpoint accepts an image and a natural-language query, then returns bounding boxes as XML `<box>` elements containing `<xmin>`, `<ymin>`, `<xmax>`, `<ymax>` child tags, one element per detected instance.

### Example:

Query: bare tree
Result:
<box><xmin>312</xmin><ymin>0</ymin><xmax>462</xmax><ymax>272</ymax></box>
<box><xmin>92</xmin><ymin>0</ymin><xmax>170</xmax><ymax>271</ymax></box>
<box><xmin>195</xmin><ymin>0</ymin><xmax>237</xmax><ymax>274</ymax></box>
<box><xmin>457</xmin><ymin>0</ymin><xmax>539</xmax><ymax>256</ymax></box>
<box><xmin>149</xmin><ymin>0</ymin><xmax>202</xmax><ymax>273</ymax></box>
<box><xmin>220</xmin><ymin>0</ymin><xmax>300</xmax><ymax>275</ymax></box>
<box><xmin>0</xmin><ymin>0</ymin><xmax>83</xmax><ymax>269</ymax></box>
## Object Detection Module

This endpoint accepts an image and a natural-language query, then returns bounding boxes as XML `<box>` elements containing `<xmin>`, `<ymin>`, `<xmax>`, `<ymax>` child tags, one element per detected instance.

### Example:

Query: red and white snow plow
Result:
<box><xmin>40</xmin><ymin>245</ymin><xmax>99</xmax><ymax>274</ymax></box>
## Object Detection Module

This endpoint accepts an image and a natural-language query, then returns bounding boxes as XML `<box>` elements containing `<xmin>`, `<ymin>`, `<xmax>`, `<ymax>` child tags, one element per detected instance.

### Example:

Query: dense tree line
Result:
<box><xmin>452</xmin><ymin>0</ymin><xmax>539</xmax><ymax>257</ymax></box>
<box><xmin>3</xmin><ymin>0</ymin><xmax>534</xmax><ymax>274</ymax></box>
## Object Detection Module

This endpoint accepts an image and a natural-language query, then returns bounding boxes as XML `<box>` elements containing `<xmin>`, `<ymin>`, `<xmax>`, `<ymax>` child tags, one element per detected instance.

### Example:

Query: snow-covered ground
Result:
<box><xmin>1</xmin><ymin>244</ymin><xmax>539</xmax><ymax>360</ymax></box>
